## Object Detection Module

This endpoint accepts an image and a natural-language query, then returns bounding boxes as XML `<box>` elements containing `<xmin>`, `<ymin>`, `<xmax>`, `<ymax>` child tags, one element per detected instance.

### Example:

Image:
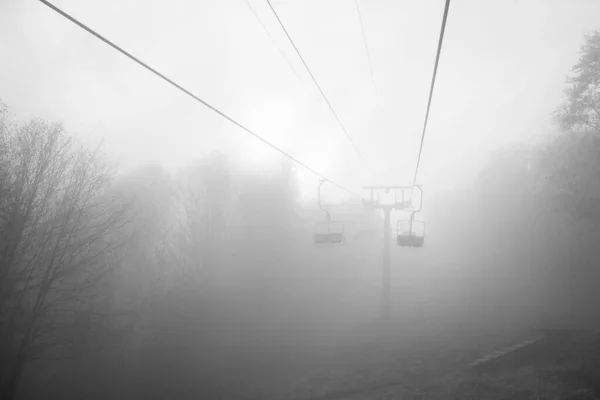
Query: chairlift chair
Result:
<box><xmin>313</xmin><ymin>220</ymin><xmax>345</xmax><ymax>246</ymax></box>
<box><xmin>396</xmin><ymin>215</ymin><xmax>425</xmax><ymax>248</ymax></box>
<box><xmin>313</xmin><ymin>178</ymin><xmax>345</xmax><ymax>247</ymax></box>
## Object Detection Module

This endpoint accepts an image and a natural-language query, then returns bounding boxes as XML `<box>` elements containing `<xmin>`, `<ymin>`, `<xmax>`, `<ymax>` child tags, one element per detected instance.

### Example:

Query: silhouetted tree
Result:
<box><xmin>0</xmin><ymin>108</ymin><xmax>132</xmax><ymax>400</ymax></box>
<box><xmin>555</xmin><ymin>30</ymin><xmax>600</xmax><ymax>133</ymax></box>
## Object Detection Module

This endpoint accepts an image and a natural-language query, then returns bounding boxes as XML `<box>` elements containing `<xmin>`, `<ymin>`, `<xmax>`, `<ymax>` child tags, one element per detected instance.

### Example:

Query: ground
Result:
<box><xmin>224</xmin><ymin>322</ymin><xmax>600</xmax><ymax>400</ymax></box>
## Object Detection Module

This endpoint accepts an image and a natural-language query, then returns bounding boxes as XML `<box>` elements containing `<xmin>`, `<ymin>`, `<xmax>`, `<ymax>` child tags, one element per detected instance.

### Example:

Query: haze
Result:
<box><xmin>2</xmin><ymin>1</ymin><xmax>600</xmax><ymax>399</ymax></box>
<box><xmin>1</xmin><ymin>0</ymin><xmax>597</xmax><ymax>195</ymax></box>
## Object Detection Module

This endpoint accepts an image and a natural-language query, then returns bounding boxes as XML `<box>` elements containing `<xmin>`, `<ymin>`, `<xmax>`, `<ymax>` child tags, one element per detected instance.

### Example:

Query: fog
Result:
<box><xmin>2</xmin><ymin>0</ymin><xmax>600</xmax><ymax>399</ymax></box>
<box><xmin>3</xmin><ymin>0</ymin><xmax>599</xmax><ymax>192</ymax></box>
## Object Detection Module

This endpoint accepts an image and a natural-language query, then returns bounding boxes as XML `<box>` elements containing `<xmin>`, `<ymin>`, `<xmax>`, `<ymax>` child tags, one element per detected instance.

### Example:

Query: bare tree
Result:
<box><xmin>0</xmin><ymin>115</ymin><xmax>133</xmax><ymax>400</ymax></box>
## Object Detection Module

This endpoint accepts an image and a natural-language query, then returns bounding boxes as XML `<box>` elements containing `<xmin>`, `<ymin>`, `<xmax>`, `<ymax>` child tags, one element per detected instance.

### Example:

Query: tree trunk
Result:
<box><xmin>1</xmin><ymin>342</ymin><xmax>26</xmax><ymax>400</ymax></box>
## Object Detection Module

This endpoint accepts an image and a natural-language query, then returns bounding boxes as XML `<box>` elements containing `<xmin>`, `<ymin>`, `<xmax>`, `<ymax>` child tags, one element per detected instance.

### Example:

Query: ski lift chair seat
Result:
<box><xmin>396</xmin><ymin>232</ymin><xmax>425</xmax><ymax>248</ymax></box>
<box><xmin>313</xmin><ymin>221</ymin><xmax>345</xmax><ymax>246</ymax></box>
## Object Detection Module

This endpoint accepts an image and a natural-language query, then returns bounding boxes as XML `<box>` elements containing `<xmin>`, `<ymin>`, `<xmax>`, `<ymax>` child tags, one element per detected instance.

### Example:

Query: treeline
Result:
<box><xmin>0</xmin><ymin>103</ymin><xmax>383</xmax><ymax>399</ymax></box>
<box><xmin>418</xmin><ymin>30</ymin><xmax>600</xmax><ymax>337</ymax></box>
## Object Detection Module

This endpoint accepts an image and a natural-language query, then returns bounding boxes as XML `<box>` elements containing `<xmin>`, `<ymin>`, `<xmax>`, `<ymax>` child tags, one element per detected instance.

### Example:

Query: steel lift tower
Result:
<box><xmin>362</xmin><ymin>185</ymin><xmax>424</xmax><ymax>320</ymax></box>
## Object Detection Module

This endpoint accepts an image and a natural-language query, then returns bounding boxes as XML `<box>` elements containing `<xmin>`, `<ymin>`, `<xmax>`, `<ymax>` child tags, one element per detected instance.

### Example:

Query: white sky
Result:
<box><xmin>1</xmin><ymin>0</ymin><xmax>599</xmax><ymax>201</ymax></box>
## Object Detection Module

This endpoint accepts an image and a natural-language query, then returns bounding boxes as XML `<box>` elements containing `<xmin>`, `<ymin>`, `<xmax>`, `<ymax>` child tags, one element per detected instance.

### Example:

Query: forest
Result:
<box><xmin>1</xmin><ymin>25</ymin><xmax>599</xmax><ymax>400</ymax></box>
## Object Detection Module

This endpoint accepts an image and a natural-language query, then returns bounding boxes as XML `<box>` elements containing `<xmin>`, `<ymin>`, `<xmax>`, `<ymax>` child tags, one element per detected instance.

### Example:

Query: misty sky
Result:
<box><xmin>1</xmin><ymin>0</ymin><xmax>599</xmax><ymax>201</ymax></box>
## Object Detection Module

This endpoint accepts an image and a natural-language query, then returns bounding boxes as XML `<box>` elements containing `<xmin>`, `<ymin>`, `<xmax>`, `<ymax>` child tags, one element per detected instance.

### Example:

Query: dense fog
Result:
<box><xmin>2</xmin><ymin>1</ymin><xmax>600</xmax><ymax>399</ymax></box>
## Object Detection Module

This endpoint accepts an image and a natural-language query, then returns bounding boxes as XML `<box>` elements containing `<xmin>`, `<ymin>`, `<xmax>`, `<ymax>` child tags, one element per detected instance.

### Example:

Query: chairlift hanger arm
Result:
<box><xmin>317</xmin><ymin>179</ymin><xmax>331</xmax><ymax>222</ymax></box>
<box><xmin>412</xmin><ymin>185</ymin><xmax>424</xmax><ymax>213</ymax></box>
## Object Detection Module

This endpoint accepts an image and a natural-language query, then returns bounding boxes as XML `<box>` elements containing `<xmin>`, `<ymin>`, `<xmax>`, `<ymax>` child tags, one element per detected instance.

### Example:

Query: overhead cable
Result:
<box><xmin>242</xmin><ymin>0</ymin><xmax>303</xmax><ymax>82</ymax></box>
<box><xmin>354</xmin><ymin>0</ymin><xmax>378</xmax><ymax>99</ymax></box>
<box><xmin>38</xmin><ymin>0</ymin><xmax>362</xmax><ymax>199</ymax></box>
<box><xmin>411</xmin><ymin>0</ymin><xmax>451</xmax><ymax>187</ymax></box>
<box><xmin>266</xmin><ymin>0</ymin><xmax>371</xmax><ymax>168</ymax></box>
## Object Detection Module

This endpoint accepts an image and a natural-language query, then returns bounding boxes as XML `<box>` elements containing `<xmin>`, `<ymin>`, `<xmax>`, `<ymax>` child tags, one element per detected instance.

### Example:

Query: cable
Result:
<box><xmin>265</xmin><ymin>0</ymin><xmax>370</xmax><ymax>168</ymax></box>
<box><xmin>411</xmin><ymin>0</ymin><xmax>451</xmax><ymax>187</ymax></box>
<box><xmin>242</xmin><ymin>0</ymin><xmax>303</xmax><ymax>82</ymax></box>
<box><xmin>38</xmin><ymin>0</ymin><xmax>362</xmax><ymax>199</ymax></box>
<box><xmin>354</xmin><ymin>0</ymin><xmax>378</xmax><ymax>99</ymax></box>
